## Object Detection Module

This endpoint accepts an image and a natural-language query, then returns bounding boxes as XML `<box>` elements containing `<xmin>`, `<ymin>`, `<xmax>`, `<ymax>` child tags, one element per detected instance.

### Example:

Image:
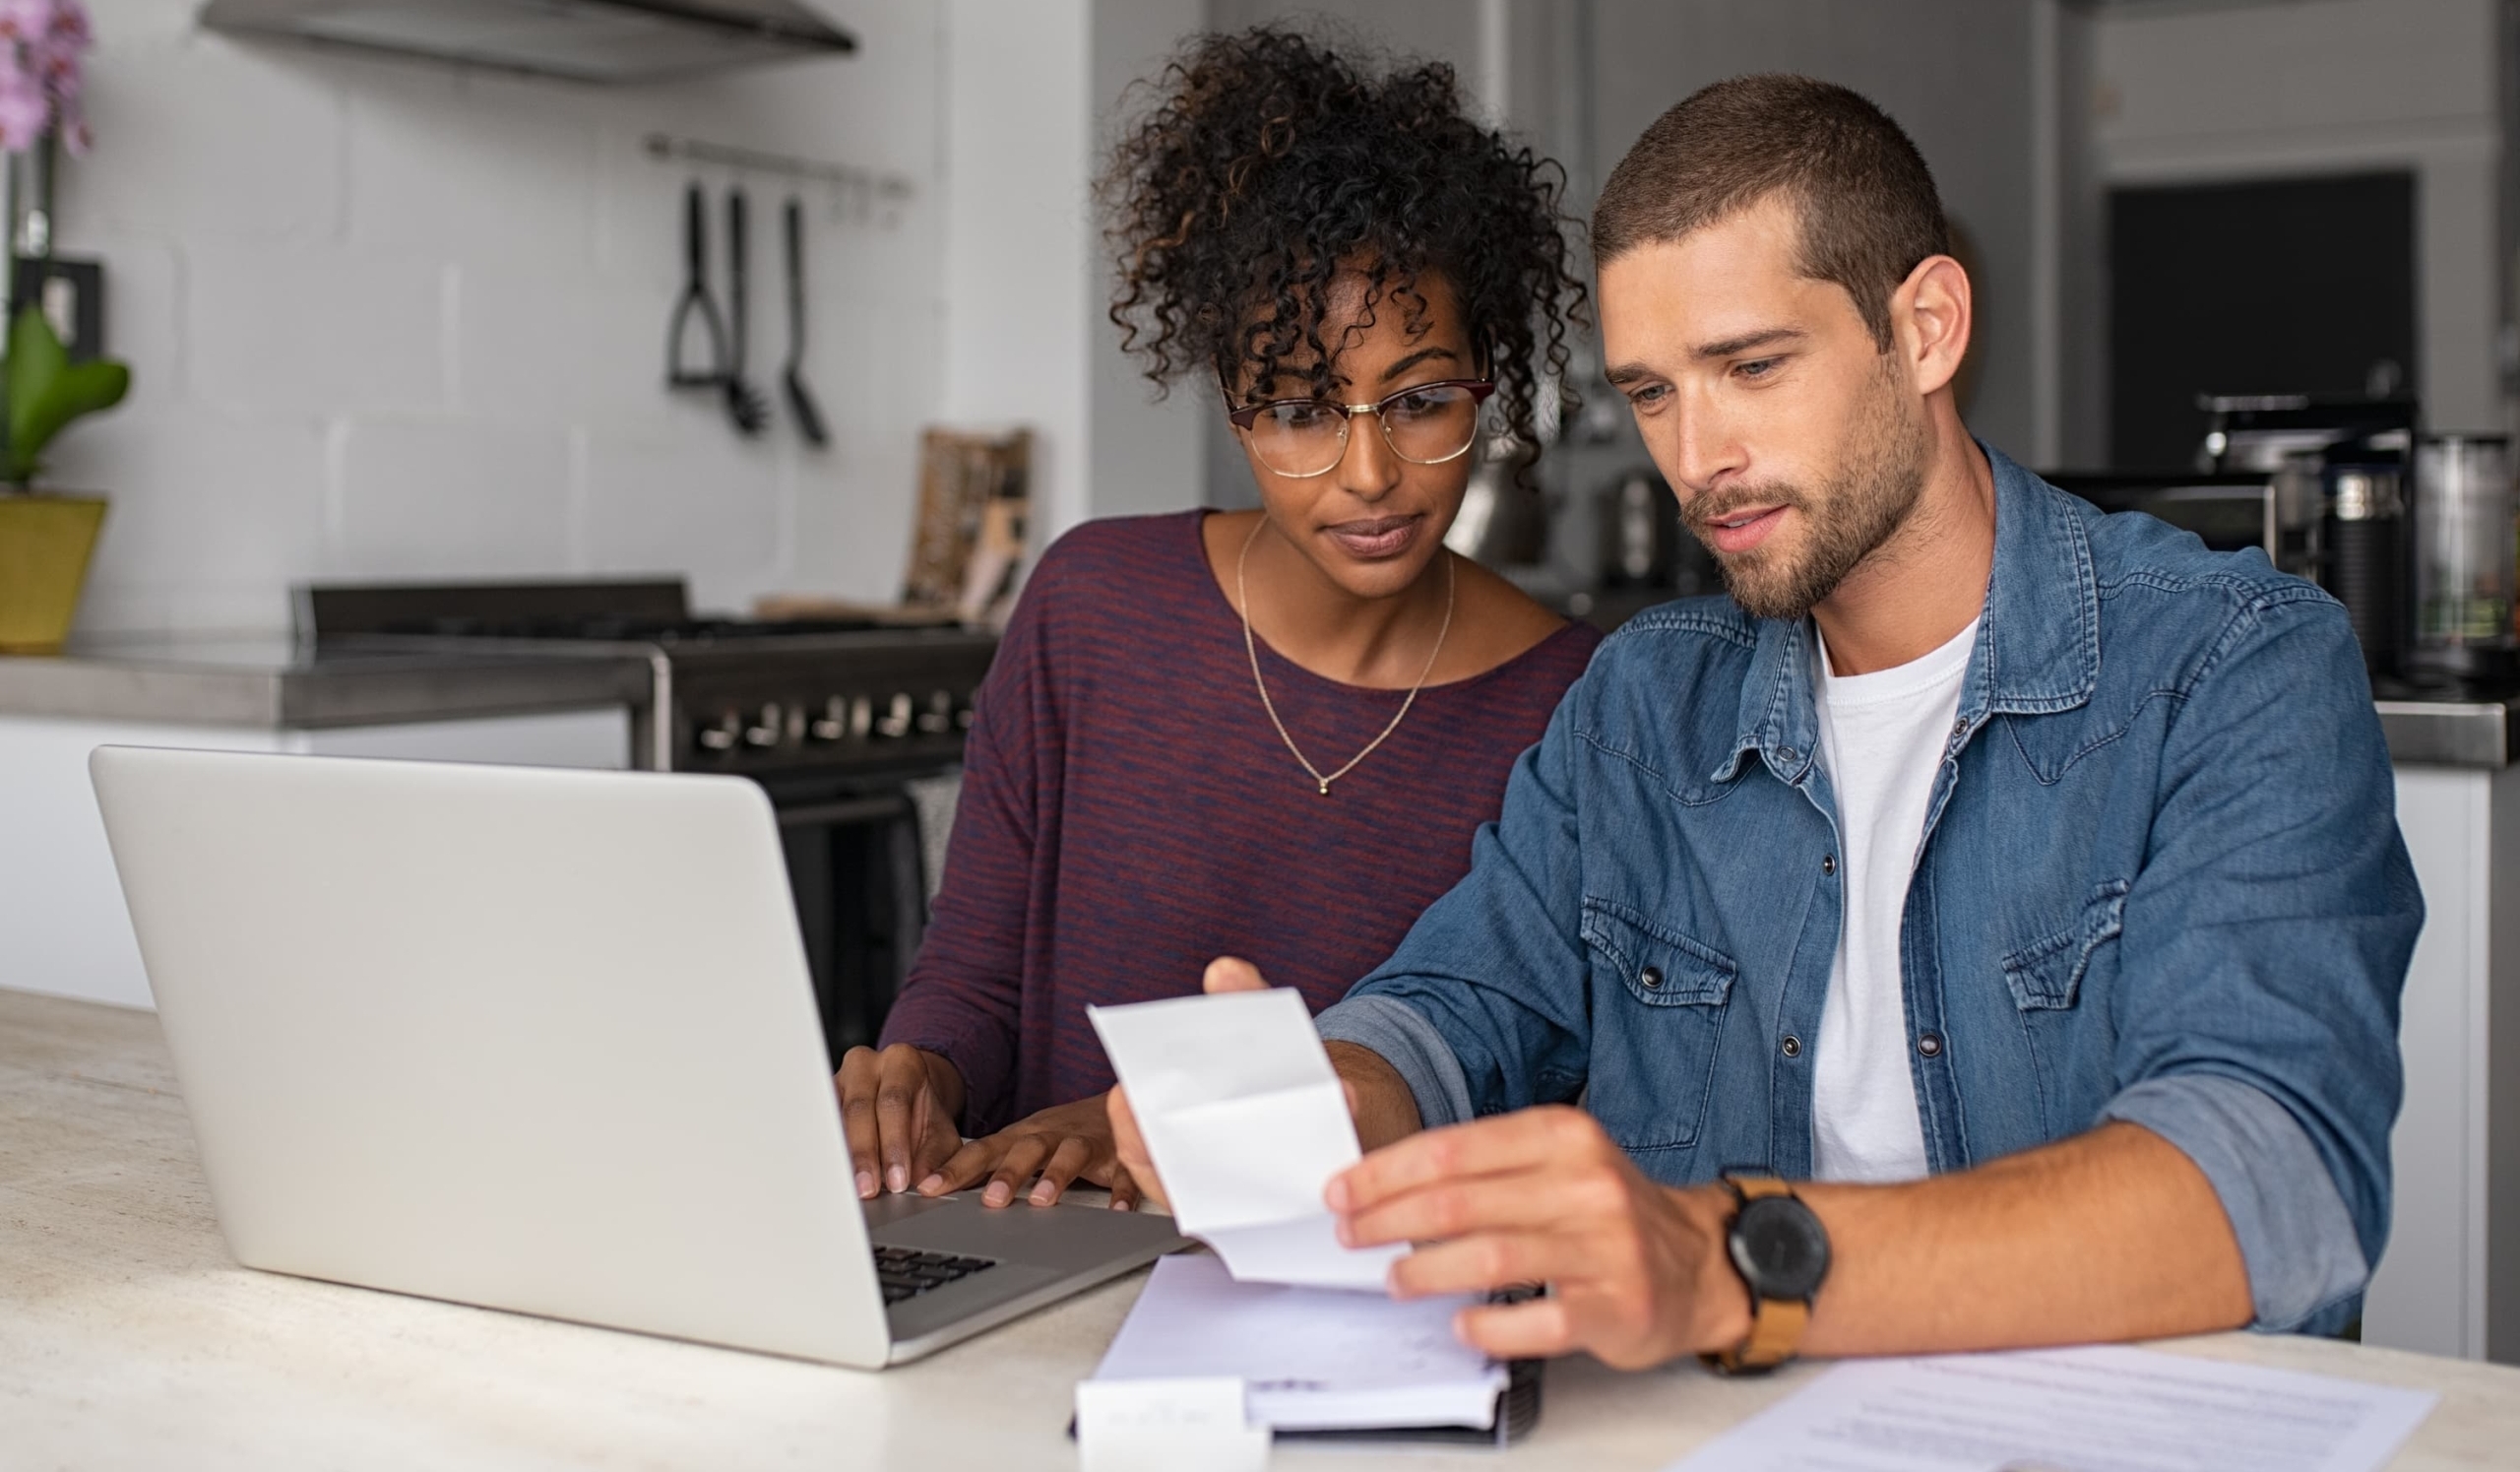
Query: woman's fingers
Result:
<box><xmin>918</xmin><ymin>1134</ymin><xmax>1006</xmax><ymax>1195</ymax></box>
<box><xmin>1107</xmin><ymin>1163</ymin><xmax>1141</xmax><ymax>1212</ymax></box>
<box><xmin>1028</xmin><ymin>1135</ymin><xmax>1097</xmax><ymax>1206</ymax></box>
<box><xmin>982</xmin><ymin>1132</ymin><xmax>1055</xmax><ymax>1207</ymax></box>
<box><xmin>872</xmin><ymin>1044</ymin><xmax>938</xmax><ymax>1194</ymax></box>
<box><xmin>834</xmin><ymin>1046</ymin><xmax>883</xmax><ymax>1199</ymax></box>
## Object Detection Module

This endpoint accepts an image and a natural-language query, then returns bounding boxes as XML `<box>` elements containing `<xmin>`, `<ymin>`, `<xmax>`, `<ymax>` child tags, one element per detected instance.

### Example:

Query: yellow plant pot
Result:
<box><xmin>0</xmin><ymin>493</ymin><xmax>107</xmax><ymax>655</ymax></box>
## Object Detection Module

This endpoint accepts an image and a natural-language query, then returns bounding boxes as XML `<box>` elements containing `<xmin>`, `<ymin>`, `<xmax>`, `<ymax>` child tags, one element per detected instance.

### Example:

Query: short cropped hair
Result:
<box><xmin>1592</xmin><ymin>74</ymin><xmax>1949</xmax><ymax>350</ymax></box>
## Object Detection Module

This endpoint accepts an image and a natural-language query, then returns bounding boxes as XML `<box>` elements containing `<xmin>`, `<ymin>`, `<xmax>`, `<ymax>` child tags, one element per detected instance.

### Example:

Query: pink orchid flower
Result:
<box><xmin>0</xmin><ymin>62</ymin><xmax>49</xmax><ymax>153</ymax></box>
<box><xmin>0</xmin><ymin>0</ymin><xmax>52</xmax><ymax>44</ymax></box>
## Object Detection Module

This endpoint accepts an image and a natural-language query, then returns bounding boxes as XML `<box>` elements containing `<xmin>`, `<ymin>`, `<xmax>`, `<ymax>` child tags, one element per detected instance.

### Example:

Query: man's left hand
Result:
<box><xmin>1327</xmin><ymin>1104</ymin><xmax>1753</xmax><ymax>1369</ymax></box>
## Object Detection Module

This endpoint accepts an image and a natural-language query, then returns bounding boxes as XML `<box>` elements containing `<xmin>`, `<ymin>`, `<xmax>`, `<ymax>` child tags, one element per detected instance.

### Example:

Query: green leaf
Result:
<box><xmin>2</xmin><ymin>304</ymin><xmax>131</xmax><ymax>486</ymax></box>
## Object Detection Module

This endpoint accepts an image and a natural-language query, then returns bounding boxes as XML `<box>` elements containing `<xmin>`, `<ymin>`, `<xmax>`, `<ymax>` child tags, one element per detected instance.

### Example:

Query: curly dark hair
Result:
<box><xmin>1099</xmin><ymin>27</ymin><xmax>1585</xmax><ymax>451</ymax></box>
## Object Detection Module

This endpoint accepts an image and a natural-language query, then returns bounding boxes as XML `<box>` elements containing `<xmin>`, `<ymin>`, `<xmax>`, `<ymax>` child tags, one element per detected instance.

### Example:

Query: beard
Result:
<box><xmin>1683</xmin><ymin>360</ymin><xmax>1929</xmax><ymax>623</ymax></box>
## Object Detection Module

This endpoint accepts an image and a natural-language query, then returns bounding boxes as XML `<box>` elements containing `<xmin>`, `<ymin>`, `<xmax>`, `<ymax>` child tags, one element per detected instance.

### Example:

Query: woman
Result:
<box><xmin>839</xmin><ymin>27</ymin><xmax>1598</xmax><ymax>1210</ymax></box>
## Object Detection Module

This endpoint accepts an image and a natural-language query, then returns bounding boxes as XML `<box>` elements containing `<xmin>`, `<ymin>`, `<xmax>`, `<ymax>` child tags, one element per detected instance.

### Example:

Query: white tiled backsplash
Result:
<box><xmin>51</xmin><ymin>0</ymin><xmax>947</xmax><ymax>635</ymax></box>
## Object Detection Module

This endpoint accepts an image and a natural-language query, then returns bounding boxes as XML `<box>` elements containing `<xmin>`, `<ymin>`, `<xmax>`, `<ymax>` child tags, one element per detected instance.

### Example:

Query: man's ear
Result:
<box><xmin>1892</xmin><ymin>254</ymin><xmax>1972</xmax><ymax>398</ymax></box>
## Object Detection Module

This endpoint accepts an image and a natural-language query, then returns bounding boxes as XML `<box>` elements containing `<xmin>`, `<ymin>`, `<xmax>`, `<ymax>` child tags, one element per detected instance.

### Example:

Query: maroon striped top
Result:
<box><xmin>879</xmin><ymin>511</ymin><xmax>1602</xmax><ymax>1134</ymax></box>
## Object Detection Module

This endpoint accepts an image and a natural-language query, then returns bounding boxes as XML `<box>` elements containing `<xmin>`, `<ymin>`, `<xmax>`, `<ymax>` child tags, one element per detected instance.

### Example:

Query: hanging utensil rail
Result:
<box><xmin>643</xmin><ymin>133</ymin><xmax>914</xmax><ymax>202</ymax></box>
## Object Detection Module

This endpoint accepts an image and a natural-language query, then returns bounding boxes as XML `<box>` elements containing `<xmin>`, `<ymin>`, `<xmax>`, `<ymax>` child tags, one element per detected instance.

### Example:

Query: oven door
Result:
<box><xmin>756</xmin><ymin>769</ymin><xmax>930</xmax><ymax>1065</ymax></box>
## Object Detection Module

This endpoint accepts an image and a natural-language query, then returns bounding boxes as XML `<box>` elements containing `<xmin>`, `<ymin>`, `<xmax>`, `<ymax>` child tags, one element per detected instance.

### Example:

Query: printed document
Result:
<box><xmin>1089</xmin><ymin>989</ymin><xmax>1405</xmax><ymax>1290</ymax></box>
<box><xmin>1670</xmin><ymin>1344</ymin><xmax>2435</xmax><ymax>1472</ymax></box>
<box><xmin>1090</xmin><ymin>1251</ymin><xmax>1505</xmax><ymax>1433</ymax></box>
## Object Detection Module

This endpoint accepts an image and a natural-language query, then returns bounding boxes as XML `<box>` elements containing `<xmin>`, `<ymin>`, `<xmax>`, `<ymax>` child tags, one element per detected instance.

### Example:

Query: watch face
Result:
<box><xmin>1730</xmin><ymin>1195</ymin><xmax>1831</xmax><ymax>1302</ymax></box>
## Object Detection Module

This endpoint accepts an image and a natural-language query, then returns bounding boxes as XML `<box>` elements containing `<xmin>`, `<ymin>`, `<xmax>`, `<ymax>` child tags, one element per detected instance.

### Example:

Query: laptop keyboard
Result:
<box><xmin>874</xmin><ymin>1245</ymin><xmax>999</xmax><ymax>1306</ymax></box>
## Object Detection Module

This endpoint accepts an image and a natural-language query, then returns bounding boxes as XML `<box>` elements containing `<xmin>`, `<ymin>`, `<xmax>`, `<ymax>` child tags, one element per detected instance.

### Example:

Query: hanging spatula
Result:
<box><xmin>722</xmin><ymin>186</ymin><xmax>772</xmax><ymax>436</ymax></box>
<box><xmin>781</xmin><ymin>196</ymin><xmax>830</xmax><ymax>448</ymax></box>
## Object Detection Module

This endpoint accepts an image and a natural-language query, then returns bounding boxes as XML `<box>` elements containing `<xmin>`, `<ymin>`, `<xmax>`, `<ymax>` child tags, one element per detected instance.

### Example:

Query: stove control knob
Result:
<box><xmin>850</xmin><ymin>694</ymin><xmax>874</xmax><ymax>738</ymax></box>
<box><xmin>696</xmin><ymin>712</ymin><xmax>741</xmax><ymax>752</ymax></box>
<box><xmin>955</xmin><ymin>700</ymin><xmax>976</xmax><ymax>732</ymax></box>
<box><xmin>744</xmin><ymin>703</ymin><xmax>785</xmax><ymax>748</ymax></box>
<box><xmin>876</xmin><ymin>692</ymin><xmax>915</xmax><ymax>739</ymax></box>
<box><xmin>809</xmin><ymin>696</ymin><xmax>847</xmax><ymax>742</ymax></box>
<box><xmin>916</xmin><ymin>690</ymin><xmax>954</xmax><ymax>735</ymax></box>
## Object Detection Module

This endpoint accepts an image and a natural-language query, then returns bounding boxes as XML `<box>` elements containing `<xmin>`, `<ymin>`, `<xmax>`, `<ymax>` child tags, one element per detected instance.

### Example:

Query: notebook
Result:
<box><xmin>1086</xmin><ymin>1252</ymin><xmax>1544</xmax><ymax>1445</ymax></box>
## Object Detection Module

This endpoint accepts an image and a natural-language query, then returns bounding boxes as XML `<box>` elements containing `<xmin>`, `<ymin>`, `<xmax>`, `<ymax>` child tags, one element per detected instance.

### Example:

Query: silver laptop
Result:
<box><xmin>90</xmin><ymin>745</ymin><xmax>1186</xmax><ymax>1368</ymax></box>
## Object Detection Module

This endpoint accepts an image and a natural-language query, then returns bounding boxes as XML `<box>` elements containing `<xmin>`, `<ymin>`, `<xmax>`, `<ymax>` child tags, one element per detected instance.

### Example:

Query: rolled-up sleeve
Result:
<box><xmin>2108</xmin><ymin>592</ymin><xmax>2422</xmax><ymax>1334</ymax></box>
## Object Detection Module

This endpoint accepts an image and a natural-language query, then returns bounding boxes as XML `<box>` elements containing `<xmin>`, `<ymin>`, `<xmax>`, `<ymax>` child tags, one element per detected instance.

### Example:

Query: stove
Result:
<box><xmin>297</xmin><ymin>579</ymin><xmax>1000</xmax><ymax>776</ymax></box>
<box><xmin>297</xmin><ymin>578</ymin><xmax>1003</xmax><ymax>1057</ymax></box>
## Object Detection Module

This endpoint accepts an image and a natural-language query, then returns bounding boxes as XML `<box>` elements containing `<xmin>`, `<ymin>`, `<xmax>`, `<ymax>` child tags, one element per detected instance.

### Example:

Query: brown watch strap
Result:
<box><xmin>1707</xmin><ymin>1174</ymin><xmax>1812</xmax><ymax>1375</ymax></box>
<box><xmin>1712</xmin><ymin>1295</ymin><xmax>1808</xmax><ymax>1374</ymax></box>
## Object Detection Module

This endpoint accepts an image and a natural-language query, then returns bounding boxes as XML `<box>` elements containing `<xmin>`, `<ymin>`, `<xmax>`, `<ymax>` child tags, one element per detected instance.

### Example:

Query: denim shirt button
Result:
<box><xmin>1821</xmin><ymin>853</ymin><xmax>1838</xmax><ymax>877</ymax></box>
<box><xmin>1639</xmin><ymin>965</ymin><xmax>1663</xmax><ymax>991</ymax></box>
<box><xmin>1781</xmin><ymin>1034</ymin><xmax>1802</xmax><ymax>1058</ymax></box>
<box><xmin>1777</xmin><ymin>746</ymin><xmax>1799</xmax><ymax>764</ymax></box>
<box><xmin>1918</xmin><ymin>1032</ymin><xmax>1944</xmax><ymax>1058</ymax></box>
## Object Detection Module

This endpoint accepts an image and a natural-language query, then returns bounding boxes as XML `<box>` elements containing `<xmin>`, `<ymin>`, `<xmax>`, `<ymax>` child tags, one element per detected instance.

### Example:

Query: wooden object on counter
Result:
<box><xmin>903</xmin><ymin>427</ymin><xmax>1029</xmax><ymax>621</ymax></box>
<box><xmin>5</xmin><ymin>986</ymin><xmax>2519</xmax><ymax>1470</ymax></box>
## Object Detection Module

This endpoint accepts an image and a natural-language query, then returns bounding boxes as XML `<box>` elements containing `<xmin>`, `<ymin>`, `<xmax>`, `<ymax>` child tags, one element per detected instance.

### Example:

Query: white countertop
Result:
<box><xmin>5</xmin><ymin>987</ymin><xmax>2516</xmax><ymax>1471</ymax></box>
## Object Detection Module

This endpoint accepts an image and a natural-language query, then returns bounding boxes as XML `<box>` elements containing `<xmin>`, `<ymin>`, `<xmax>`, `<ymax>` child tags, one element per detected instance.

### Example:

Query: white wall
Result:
<box><xmin>2083</xmin><ymin>0</ymin><xmax>2504</xmax><ymax>438</ymax></box>
<box><xmin>52</xmin><ymin>0</ymin><xmax>951</xmax><ymax>636</ymax></box>
<box><xmin>1206</xmin><ymin>1</ymin><xmax>2042</xmax><ymax>468</ymax></box>
<box><xmin>941</xmin><ymin>0</ymin><xmax>1206</xmax><ymax>545</ymax></box>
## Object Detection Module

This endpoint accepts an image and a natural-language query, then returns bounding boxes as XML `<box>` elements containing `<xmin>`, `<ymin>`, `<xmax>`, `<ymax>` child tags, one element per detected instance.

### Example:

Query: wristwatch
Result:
<box><xmin>1706</xmin><ymin>1173</ymin><xmax>1830</xmax><ymax>1375</ymax></box>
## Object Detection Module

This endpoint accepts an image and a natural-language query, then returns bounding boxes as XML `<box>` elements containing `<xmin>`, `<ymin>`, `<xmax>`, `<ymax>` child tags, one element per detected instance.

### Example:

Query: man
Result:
<box><xmin>1114</xmin><ymin>73</ymin><xmax>2421</xmax><ymax>1373</ymax></box>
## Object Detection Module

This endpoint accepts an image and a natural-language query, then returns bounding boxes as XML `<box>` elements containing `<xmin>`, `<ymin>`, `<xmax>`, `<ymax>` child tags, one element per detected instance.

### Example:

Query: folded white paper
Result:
<box><xmin>1088</xmin><ymin>989</ymin><xmax>1406</xmax><ymax>1290</ymax></box>
<box><xmin>1092</xmin><ymin>1253</ymin><xmax>1505</xmax><ymax>1434</ymax></box>
<box><xmin>1074</xmin><ymin>1375</ymin><xmax>1270</xmax><ymax>1472</ymax></box>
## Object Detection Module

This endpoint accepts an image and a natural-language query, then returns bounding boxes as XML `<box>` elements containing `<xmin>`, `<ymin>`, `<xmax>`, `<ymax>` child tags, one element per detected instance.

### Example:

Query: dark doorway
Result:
<box><xmin>2108</xmin><ymin>171</ymin><xmax>2417</xmax><ymax>471</ymax></box>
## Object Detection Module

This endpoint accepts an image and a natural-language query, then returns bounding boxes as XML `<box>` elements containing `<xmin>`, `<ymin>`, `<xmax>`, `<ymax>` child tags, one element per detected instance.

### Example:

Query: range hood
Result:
<box><xmin>199</xmin><ymin>0</ymin><xmax>856</xmax><ymax>84</ymax></box>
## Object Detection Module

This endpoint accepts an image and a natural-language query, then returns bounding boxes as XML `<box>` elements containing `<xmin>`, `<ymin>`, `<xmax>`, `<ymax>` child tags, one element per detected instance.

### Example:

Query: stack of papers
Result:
<box><xmin>1670</xmin><ymin>1343</ymin><xmax>2437</xmax><ymax>1472</ymax></box>
<box><xmin>1090</xmin><ymin>1252</ymin><xmax>1508</xmax><ymax>1433</ymax></box>
<box><xmin>1088</xmin><ymin>989</ymin><xmax>1405</xmax><ymax>1290</ymax></box>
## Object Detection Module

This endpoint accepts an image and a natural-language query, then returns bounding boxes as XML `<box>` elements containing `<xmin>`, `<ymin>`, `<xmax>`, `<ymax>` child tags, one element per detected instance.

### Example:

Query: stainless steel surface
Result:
<box><xmin>2333</xmin><ymin>467</ymin><xmax>2405</xmax><ymax>521</ymax></box>
<box><xmin>198</xmin><ymin>0</ymin><xmax>855</xmax><ymax>85</ymax></box>
<box><xmin>2377</xmin><ymin>696</ymin><xmax>2519</xmax><ymax>769</ymax></box>
<box><xmin>0</xmin><ymin>637</ymin><xmax>650</xmax><ymax>729</ymax></box>
<box><xmin>2410</xmin><ymin>435</ymin><xmax>2519</xmax><ymax>675</ymax></box>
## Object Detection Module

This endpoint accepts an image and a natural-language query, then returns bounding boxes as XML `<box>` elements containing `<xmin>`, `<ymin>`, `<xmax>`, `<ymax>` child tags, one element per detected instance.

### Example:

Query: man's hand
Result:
<box><xmin>834</xmin><ymin>1043</ymin><xmax>965</xmax><ymax>1199</ymax></box>
<box><xmin>914</xmin><ymin>1092</ymin><xmax>1141</xmax><ymax>1209</ymax></box>
<box><xmin>1327</xmin><ymin>1105</ymin><xmax>1750</xmax><ymax>1369</ymax></box>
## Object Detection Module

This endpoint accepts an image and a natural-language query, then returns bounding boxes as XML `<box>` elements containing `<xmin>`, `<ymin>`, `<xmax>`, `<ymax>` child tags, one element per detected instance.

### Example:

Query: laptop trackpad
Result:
<box><xmin>863</xmin><ymin>1191</ymin><xmax>1188</xmax><ymax>1268</ymax></box>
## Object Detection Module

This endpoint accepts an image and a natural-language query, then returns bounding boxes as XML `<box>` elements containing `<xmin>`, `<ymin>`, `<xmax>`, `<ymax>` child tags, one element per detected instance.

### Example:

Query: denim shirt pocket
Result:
<box><xmin>2000</xmin><ymin>878</ymin><xmax>2131</xmax><ymax>1011</ymax></box>
<box><xmin>1579</xmin><ymin>898</ymin><xmax>1737</xmax><ymax>1151</ymax></box>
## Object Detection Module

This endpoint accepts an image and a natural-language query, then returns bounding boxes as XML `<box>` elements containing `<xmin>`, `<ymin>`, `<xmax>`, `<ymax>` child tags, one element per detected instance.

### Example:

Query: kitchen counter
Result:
<box><xmin>2376</xmin><ymin>691</ymin><xmax>2519</xmax><ymax>769</ymax></box>
<box><xmin>6</xmin><ymin>640</ymin><xmax>2517</xmax><ymax>769</ymax></box>
<box><xmin>5</xmin><ymin>987</ymin><xmax>2518</xmax><ymax>1470</ymax></box>
<box><xmin>0</xmin><ymin>636</ymin><xmax>654</xmax><ymax>729</ymax></box>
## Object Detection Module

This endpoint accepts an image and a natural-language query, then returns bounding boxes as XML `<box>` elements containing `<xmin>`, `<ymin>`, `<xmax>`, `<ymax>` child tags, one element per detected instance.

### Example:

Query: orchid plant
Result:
<box><xmin>0</xmin><ymin>0</ymin><xmax>90</xmax><ymax>157</ymax></box>
<box><xmin>0</xmin><ymin>0</ymin><xmax>116</xmax><ymax>491</ymax></box>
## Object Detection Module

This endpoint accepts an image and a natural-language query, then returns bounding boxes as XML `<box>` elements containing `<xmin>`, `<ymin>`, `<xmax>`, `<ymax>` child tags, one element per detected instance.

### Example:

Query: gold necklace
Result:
<box><xmin>1235</xmin><ymin>515</ymin><xmax>1456</xmax><ymax>797</ymax></box>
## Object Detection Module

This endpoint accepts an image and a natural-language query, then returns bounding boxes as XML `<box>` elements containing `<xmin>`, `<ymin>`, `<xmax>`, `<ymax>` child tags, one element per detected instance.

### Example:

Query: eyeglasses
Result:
<box><xmin>1226</xmin><ymin>379</ymin><xmax>1496</xmax><ymax>479</ymax></box>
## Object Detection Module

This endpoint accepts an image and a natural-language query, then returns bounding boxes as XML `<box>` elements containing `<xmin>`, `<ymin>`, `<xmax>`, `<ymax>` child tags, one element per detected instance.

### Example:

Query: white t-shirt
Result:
<box><xmin>1808</xmin><ymin>616</ymin><xmax>1979</xmax><ymax>1184</ymax></box>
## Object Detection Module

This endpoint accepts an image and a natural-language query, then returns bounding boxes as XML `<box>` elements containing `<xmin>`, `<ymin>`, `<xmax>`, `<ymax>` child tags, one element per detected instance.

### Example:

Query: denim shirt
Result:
<box><xmin>1316</xmin><ymin>445</ymin><xmax>2421</xmax><ymax>1336</ymax></box>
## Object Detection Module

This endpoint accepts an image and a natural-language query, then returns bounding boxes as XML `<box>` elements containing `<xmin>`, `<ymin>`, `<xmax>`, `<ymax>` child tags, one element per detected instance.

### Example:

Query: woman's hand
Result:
<box><xmin>918</xmin><ymin>1092</ymin><xmax>1140</xmax><ymax>1209</ymax></box>
<box><xmin>834</xmin><ymin>1043</ymin><xmax>966</xmax><ymax>1200</ymax></box>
